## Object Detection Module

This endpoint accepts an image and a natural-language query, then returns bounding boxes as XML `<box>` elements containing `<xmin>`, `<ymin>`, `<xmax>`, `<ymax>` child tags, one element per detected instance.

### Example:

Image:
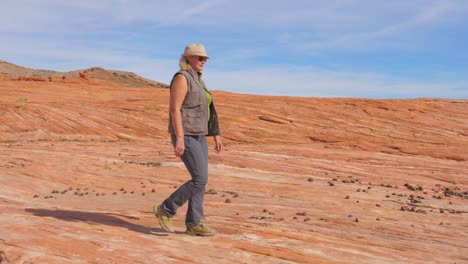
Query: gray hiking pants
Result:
<box><xmin>162</xmin><ymin>134</ymin><xmax>208</xmax><ymax>228</ymax></box>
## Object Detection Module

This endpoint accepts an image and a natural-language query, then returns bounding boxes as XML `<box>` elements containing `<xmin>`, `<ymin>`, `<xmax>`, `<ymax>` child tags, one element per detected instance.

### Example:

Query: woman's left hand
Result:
<box><xmin>214</xmin><ymin>135</ymin><xmax>223</xmax><ymax>154</ymax></box>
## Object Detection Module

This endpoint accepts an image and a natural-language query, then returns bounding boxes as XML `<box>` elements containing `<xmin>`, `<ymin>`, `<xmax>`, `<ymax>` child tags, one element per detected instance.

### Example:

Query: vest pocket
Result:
<box><xmin>186</xmin><ymin>111</ymin><xmax>202</xmax><ymax>118</ymax></box>
<box><xmin>183</xmin><ymin>110</ymin><xmax>204</xmax><ymax>133</ymax></box>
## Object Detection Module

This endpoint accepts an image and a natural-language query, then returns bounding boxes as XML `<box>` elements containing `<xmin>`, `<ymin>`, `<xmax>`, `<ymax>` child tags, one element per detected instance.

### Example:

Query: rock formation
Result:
<box><xmin>0</xmin><ymin>67</ymin><xmax>466</xmax><ymax>263</ymax></box>
<box><xmin>0</xmin><ymin>60</ymin><xmax>168</xmax><ymax>88</ymax></box>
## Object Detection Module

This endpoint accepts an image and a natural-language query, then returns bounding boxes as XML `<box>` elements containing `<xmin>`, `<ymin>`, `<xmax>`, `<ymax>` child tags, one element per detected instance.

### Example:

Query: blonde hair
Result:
<box><xmin>179</xmin><ymin>55</ymin><xmax>192</xmax><ymax>71</ymax></box>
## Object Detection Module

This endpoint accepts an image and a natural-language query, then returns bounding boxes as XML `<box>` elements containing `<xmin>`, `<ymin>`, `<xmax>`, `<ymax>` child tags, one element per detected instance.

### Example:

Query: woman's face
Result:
<box><xmin>187</xmin><ymin>56</ymin><xmax>208</xmax><ymax>72</ymax></box>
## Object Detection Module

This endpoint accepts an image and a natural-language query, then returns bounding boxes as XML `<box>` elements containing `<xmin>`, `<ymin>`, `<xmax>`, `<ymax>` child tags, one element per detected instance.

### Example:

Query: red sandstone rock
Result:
<box><xmin>0</xmin><ymin>78</ymin><xmax>467</xmax><ymax>263</ymax></box>
<box><xmin>16</xmin><ymin>76</ymin><xmax>47</xmax><ymax>81</ymax></box>
<box><xmin>79</xmin><ymin>72</ymin><xmax>88</xmax><ymax>79</ymax></box>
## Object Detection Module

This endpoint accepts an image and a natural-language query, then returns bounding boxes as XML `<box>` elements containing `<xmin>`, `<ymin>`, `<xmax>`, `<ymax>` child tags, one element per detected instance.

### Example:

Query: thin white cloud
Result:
<box><xmin>171</xmin><ymin>0</ymin><xmax>227</xmax><ymax>24</ymax></box>
<box><xmin>289</xmin><ymin>0</ymin><xmax>468</xmax><ymax>53</ymax></box>
<box><xmin>206</xmin><ymin>66</ymin><xmax>468</xmax><ymax>98</ymax></box>
<box><xmin>373</xmin><ymin>0</ymin><xmax>461</xmax><ymax>37</ymax></box>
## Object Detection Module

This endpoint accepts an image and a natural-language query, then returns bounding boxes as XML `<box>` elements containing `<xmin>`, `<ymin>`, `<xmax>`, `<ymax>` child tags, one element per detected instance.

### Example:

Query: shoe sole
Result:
<box><xmin>153</xmin><ymin>205</ymin><xmax>174</xmax><ymax>233</ymax></box>
<box><xmin>185</xmin><ymin>230</ymin><xmax>216</xmax><ymax>236</ymax></box>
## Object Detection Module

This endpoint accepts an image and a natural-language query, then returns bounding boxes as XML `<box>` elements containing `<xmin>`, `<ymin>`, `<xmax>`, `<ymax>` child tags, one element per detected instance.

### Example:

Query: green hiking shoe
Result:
<box><xmin>185</xmin><ymin>221</ymin><xmax>216</xmax><ymax>236</ymax></box>
<box><xmin>153</xmin><ymin>205</ymin><xmax>174</xmax><ymax>233</ymax></box>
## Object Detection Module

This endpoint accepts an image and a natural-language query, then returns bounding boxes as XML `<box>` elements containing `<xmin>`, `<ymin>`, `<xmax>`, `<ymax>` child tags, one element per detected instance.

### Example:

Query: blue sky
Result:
<box><xmin>1</xmin><ymin>0</ymin><xmax>468</xmax><ymax>98</ymax></box>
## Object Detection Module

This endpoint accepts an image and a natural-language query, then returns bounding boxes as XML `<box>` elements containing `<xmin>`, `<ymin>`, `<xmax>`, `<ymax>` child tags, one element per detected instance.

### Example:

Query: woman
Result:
<box><xmin>154</xmin><ymin>43</ymin><xmax>222</xmax><ymax>236</ymax></box>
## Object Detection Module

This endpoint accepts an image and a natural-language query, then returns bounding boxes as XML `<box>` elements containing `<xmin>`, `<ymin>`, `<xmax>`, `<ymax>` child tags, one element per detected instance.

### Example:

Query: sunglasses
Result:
<box><xmin>197</xmin><ymin>56</ymin><xmax>208</xmax><ymax>62</ymax></box>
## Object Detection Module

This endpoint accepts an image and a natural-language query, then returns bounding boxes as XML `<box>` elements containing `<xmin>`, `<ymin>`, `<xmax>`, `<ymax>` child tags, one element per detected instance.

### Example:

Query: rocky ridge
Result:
<box><xmin>0</xmin><ymin>60</ymin><xmax>168</xmax><ymax>88</ymax></box>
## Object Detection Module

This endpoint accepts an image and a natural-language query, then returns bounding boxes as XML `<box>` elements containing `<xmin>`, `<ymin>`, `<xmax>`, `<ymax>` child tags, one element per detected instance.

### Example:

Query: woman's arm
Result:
<box><xmin>169</xmin><ymin>74</ymin><xmax>188</xmax><ymax>157</ymax></box>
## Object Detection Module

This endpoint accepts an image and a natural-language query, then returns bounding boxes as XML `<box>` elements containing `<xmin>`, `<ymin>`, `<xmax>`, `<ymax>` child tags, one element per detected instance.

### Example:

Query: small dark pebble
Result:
<box><xmin>225</xmin><ymin>198</ymin><xmax>231</xmax><ymax>203</ymax></box>
<box><xmin>400</xmin><ymin>206</ymin><xmax>410</xmax><ymax>211</ymax></box>
<box><xmin>206</xmin><ymin>189</ymin><xmax>217</xmax><ymax>195</ymax></box>
<box><xmin>308</xmin><ymin>178</ymin><xmax>314</xmax><ymax>182</ymax></box>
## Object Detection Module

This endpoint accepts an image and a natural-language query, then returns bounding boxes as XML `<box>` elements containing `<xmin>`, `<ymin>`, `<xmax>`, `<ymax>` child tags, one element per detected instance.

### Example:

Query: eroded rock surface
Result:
<box><xmin>0</xmin><ymin>77</ymin><xmax>467</xmax><ymax>263</ymax></box>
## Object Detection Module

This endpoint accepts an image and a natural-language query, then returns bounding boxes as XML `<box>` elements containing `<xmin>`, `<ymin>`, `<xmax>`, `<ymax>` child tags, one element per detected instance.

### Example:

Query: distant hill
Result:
<box><xmin>0</xmin><ymin>60</ymin><xmax>169</xmax><ymax>88</ymax></box>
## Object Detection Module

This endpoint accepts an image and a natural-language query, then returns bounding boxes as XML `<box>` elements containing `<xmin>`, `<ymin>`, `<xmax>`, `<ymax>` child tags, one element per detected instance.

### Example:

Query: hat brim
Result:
<box><xmin>182</xmin><ymin>53</ymin><xmax>209</xmax><ymax>59</ymax></box>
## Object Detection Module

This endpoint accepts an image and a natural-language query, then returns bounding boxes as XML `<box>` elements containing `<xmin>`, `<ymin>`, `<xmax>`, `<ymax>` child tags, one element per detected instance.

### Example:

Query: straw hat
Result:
<box><xmin>182</xmin><ymin>43</ymin><xmax>209</xmax><ymax>58</ymax></box>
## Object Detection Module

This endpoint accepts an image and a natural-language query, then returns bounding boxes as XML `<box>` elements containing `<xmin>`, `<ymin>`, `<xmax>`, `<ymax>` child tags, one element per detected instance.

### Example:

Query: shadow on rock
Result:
<box><xmin>25</xmin><ymin>208</ymin><xmax>168</xmax><ymax>236</ymax></box>
<box><xmin>0</xmin><ymin>250</ymin><xmax>9</xmax><ymax>264</ymax></box>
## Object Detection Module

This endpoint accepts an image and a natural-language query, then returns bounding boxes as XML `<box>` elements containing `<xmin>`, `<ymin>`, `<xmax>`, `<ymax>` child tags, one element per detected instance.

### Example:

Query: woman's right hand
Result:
<box><xmin>174</xmin><ymin>137</ymin><xmax>185</xmax><ymax>157</ymax></box>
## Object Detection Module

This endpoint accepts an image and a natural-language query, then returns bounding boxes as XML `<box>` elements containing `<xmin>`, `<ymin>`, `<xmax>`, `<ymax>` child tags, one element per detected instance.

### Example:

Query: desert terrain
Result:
<box><xmin>0</xmin><ymin>64</ymin><xmax>467</xmax><ymax>263</ymax></box>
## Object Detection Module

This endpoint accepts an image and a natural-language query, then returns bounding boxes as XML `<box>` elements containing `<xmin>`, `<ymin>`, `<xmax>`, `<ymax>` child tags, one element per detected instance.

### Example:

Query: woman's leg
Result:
<box><xmin>162</xmin><ymin>135</ymin><xmax>208</xmax><ymax>227</ymax></box>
